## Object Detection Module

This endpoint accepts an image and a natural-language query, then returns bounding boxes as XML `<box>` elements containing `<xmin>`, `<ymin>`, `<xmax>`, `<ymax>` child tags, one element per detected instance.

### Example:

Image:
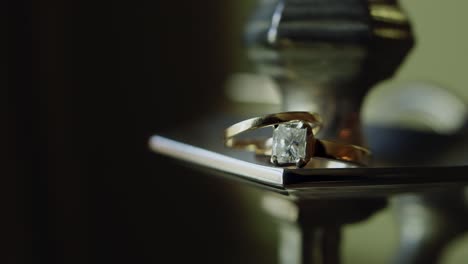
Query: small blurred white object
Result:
<box><xmin>225</xmin><ymin>73</ymin><xmax>282</xmax><ymax>105</ymax></box>
<box><xmin>363</xmin><ymin>81</ymin><xmax>467</xmax><ymax>134</ymax></box>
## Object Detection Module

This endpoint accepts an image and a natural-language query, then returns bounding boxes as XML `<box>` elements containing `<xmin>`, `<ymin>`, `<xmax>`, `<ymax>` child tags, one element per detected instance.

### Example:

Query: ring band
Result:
<box><xmin>226</xmin><ymin>138</ymin><xmax>371</xmax><ymax>167</ymax></box>
<box><xmin>224</xmin><ymin>111</ymin><xmax>322</xmax><ymax>143</ymax></box>
<box><xmin>224</xmin><ymin>112</ymin><xmax>371</xmax><ymax>167</ymax></box>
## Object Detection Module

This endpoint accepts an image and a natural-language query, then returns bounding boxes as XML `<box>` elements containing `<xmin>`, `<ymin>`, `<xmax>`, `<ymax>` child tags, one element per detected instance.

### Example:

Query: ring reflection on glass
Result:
<box><xmin>224</xmin><ymin>112</ymin><xmax>371</xmax><ymax>168</ymax></box>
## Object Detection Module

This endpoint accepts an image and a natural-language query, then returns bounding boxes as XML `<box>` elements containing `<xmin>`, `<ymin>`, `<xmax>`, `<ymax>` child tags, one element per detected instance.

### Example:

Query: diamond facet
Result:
<box><xmin>272</xmin><ymin>122</ymin><xmax>307</xmax><ymax>164</ymax></box>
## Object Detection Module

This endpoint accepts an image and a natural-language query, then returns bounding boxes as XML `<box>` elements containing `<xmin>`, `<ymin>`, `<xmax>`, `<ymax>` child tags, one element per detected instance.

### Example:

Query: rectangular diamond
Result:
<box><xmin>272</xmin><ymin>123</ymin><xmax>307</xmax><ymax>164</ymax></box>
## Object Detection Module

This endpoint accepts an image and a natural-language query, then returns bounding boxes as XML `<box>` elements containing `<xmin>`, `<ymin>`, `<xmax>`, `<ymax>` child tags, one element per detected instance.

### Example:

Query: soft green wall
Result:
<box><xmin>333</xmin><ymin>2</ymin><xmax>468</xmax><ymax>262</ymax></box>
<box><xmin>393</xmin><ymin>0</ymin><xmax>468</xmax><ymax>101</ymax></box>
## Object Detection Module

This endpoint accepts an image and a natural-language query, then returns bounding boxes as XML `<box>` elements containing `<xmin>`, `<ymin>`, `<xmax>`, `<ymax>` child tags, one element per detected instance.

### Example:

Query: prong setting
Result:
<box><xmin>295</xmin><ymin>158</ymin><xmax>307</xmax><ymax>168</ymax></box>
<box><xmin>270</xmin><ymin>155</ymin><xmax>279</xmax><ymax>165</ymax></box>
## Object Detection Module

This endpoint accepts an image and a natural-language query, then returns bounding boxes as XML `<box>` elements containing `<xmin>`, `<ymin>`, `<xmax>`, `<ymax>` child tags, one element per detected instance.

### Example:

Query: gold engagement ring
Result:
<box><xmin>224</xmin><ymin>112</ymin><xmax>371</xmax><ymax>168</ymax></box>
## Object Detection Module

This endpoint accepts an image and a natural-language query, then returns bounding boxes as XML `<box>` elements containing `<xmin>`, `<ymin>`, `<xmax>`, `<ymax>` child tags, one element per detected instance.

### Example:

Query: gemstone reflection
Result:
<box><xmin>272</xmin><ymin>123</ymin><xmax>307</xmax><ymax>164</ymax></box>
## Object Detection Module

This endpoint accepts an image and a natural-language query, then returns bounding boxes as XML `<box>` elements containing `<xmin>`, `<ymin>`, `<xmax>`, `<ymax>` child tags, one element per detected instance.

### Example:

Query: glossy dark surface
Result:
<box><xmin>153</xmin><ymin>113</ymin><xmax>468</xmax><ymax>264</ymax></box>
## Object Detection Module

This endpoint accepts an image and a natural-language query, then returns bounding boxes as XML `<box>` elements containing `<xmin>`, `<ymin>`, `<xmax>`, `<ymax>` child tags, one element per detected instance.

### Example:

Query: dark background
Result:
<box><xmin>7</xmin><ymin>1</ymin><xmax>269</xmax><ymax>263</ymax></box>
